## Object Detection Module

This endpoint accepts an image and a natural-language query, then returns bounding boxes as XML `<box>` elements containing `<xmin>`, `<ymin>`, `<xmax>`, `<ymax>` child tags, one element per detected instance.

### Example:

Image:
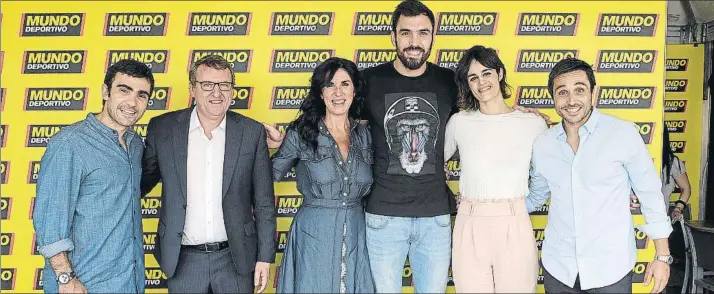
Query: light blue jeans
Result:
<box><xmin>365</xmin><ymin>212</ymin><xmax>452</xmax><ymax>293</ymax></box>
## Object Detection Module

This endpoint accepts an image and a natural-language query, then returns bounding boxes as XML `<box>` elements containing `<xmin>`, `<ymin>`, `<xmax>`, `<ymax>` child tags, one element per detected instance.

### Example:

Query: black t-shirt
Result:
<box><xmin>361</xmin><ymin>61</ymin><xmax>458</xmax><ymax>217</ymax></box>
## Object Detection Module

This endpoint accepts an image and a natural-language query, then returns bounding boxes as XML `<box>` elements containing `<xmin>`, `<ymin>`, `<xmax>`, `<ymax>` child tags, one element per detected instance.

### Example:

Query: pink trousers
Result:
<box><xmin>452</xmin><ymin>197</ymin><xmax>539</xmax><ymax>293</ymax></box>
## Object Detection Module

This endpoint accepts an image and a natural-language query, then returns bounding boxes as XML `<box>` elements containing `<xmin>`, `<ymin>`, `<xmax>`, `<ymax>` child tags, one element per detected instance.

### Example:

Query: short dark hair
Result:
<box><xmin>454</xmin><ymin>45</ymin><xmax>512</xmax><ymax>111</ymax></box>
<box><xmin>103</xmin><ymin>59</ymin><xmax>154</xmax><ymax>105</ymax></box>
<box><xmin>391</xmin><ymin>0</ymin><xmax>436</xmax><ymax>33</ymax></box>
<box><xmin>189</xmin><ymin>54</ymin><xmax>235</xmax><ymax>86</ymax></box>
<box><xmin>548</xmin><ymin>57</ymin><xmax>596</xmax><ymax>97</ymax></box>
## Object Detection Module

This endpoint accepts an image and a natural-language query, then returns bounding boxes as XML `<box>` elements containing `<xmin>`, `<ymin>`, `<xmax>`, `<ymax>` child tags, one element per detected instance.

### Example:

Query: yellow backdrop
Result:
<box><xmin>0</xmin><ymin>1</ymin><xmax>667</xmax><ymax>293</ymax></box>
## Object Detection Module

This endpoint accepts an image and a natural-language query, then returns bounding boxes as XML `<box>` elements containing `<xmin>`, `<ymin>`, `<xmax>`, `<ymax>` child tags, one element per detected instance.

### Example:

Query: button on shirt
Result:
<box><xmin>33</xmin><ymin>113</ymin><xmax>144</xmax><ymax>293</ymax></box>
<box><xmin>182</xmin><ymin>108</ymin><xmax>228</xmax><ymax>245</ymax></box>
<box><xmin>526</xmin><ymin>109</ymin><xmax>672</xmax><ymax>290</ymax></box>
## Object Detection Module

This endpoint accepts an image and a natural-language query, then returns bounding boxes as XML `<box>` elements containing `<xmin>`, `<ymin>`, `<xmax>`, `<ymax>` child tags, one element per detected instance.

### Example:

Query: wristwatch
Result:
<box><xmin>56</xmin><ymin>271</ymin><xmax>76</xmax><ymax>285</ymax></box>
<box><xmin>655</xmin><ymin>255</ymin><xmax>673</xmax><ymax>265</ymax></box>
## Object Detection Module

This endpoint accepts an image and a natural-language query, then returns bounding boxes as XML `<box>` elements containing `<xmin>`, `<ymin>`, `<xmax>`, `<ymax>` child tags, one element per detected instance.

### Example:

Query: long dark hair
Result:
<box><xmin>454</xmin><ymin>45</ymin><xmax>512</xmax><ymax>111</ymax></box>
<box><xmin>288</xmin><ymin>57</ymin><xmax>364</xmax><ymax>151</ymax></box>
<box><xmin>662</xmin><ymin>127</ymin><xmax>680</xmax><ymax>184</ymax></box>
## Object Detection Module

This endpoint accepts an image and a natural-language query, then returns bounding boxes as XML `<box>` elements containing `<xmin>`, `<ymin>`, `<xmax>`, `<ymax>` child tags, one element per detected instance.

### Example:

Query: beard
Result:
<box><xmin>395</xmin><ymin>41</ymin><xmax>431</xmax><ymax>70</ymax></box>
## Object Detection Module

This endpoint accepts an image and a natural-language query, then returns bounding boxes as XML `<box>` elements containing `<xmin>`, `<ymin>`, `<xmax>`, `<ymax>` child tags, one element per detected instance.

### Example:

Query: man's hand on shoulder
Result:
<box><xmin>513</xmin><ymin>105</ymin><xmax>555</xmax><ymax>127</ymax></box>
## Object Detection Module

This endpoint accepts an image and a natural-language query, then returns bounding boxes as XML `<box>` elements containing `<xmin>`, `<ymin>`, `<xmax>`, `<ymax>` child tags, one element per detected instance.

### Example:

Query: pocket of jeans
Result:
<box><xmin>627</xmin><ymin>270</ymin><xmax>634</xmax><ymax>283</ymax></box>
<box><xmin>433</xmin><ymin>214</ymin><xmax>451</xmax><ymax>227</ymax></box>
<box><xmin>366</xmin><ymin>214</ymin><xmax>389</xmax><ymax>230</ymax></box>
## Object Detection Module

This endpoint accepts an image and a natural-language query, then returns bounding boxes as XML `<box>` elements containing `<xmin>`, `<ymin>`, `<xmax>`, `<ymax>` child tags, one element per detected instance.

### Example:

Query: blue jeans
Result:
<box><xmin>365</xmin><ymin>212</ymin><xmax>452</xmax><ymax>293</ymax></box>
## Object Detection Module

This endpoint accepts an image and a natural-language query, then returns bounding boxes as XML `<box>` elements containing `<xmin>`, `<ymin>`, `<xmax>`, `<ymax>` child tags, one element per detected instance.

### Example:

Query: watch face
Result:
<box><xmin>58</xmin><ymin>274</ymin><xmax>68</xmax><ymax>284</ymax></box>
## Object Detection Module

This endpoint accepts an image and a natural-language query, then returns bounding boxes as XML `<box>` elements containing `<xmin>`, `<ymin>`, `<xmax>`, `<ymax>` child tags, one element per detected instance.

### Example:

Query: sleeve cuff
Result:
<box><xmin>258</xmin><ymin>251</ymin><xmax>276</xmax><ymax>264</ymax></box>
<box><xmin>637</xmin><ymin>221</ymin><xmax>673</xmax><ymax>240</ymax></box>
<box><xmin>38</xmin><ymin>238</ymin><xmax>74</xmax><ymax>259</ymax></box>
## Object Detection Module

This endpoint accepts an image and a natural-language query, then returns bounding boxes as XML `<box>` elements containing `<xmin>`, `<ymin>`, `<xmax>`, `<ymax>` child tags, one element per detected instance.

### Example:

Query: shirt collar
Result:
<box><xmin>318</xmin><ymin>118</ymin><xmax>359</xmax><ymax>135</ymax></box>
<box><xmin>189</xmin><ymin>107</ymin><xmax>227</xmax><ymax>132</ymax></box>
<box><xmin>557</xmin><ymin>107</ymin><xmax>602</xmax><ymax>139</ymax></box>
<box><xmin>85</xmin><ymin>112</ymin><xmax>136</xmax><ymax>140</ymax></box>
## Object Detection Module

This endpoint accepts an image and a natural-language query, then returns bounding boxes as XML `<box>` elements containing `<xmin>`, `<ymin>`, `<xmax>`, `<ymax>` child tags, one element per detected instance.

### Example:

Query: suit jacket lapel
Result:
<box><xmin>223</xmin><ymin>113</ymin><xmax>243</xmax><ymax>199</ymax></box>
<box><xmin>172</xmin><ymin>109</ymin><xmax>191</xmax><ymax>202</ymax></box>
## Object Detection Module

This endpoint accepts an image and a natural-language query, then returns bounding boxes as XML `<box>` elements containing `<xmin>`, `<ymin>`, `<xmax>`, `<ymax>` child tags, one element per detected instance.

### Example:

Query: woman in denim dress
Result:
<box><xmin>270</xmin><ymin>57</ymin><xmax>376</xmax><ymax>293</ymax></box>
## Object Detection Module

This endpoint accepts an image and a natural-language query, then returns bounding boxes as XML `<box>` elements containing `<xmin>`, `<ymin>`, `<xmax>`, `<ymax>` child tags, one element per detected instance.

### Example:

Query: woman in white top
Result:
<box><xmin>445</xmin><ymin>45</ymin><xmax>547</xmax><ymax>293</ymax></box>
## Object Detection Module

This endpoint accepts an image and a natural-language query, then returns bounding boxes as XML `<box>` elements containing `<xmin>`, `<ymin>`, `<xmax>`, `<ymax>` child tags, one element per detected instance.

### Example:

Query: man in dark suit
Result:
<box><xmin>141</xmin><ymin>54</ymin><xmax>276</xmax><ymax>293</ymax></box>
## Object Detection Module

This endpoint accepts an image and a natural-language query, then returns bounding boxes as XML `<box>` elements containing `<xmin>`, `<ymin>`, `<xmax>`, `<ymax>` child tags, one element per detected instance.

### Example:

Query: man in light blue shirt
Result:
<box><xmin>33</xmin><ymin>59</ymin><xmax>153</xmax><ymax>293</ymax></box>
<box><xmin>526</xmin><ymin>57</ymin><xmax>672</xmax><ymax>293</ymax></box>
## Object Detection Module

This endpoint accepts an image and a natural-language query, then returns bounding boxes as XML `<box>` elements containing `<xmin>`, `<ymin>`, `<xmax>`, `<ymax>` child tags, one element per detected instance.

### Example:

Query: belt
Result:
<box><xmin>302</xmin><ymin>198</ymin><xmax>362</xmax><ymax>209</ymax></box>
<box><xmin>182</xmin><ymin>241</ymin><xmax>229</xmax><ymax>252</ymax></box>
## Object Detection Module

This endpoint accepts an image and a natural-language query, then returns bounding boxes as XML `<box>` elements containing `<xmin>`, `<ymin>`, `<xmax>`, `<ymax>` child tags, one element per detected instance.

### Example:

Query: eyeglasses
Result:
<box><xmin>195</xmin><ymin>81</ymin><xmax>232</xmax><ymax>92</ymax></box>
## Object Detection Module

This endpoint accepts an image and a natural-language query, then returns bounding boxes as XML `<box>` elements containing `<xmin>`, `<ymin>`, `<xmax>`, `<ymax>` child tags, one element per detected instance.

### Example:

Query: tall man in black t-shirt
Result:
<box><xmin>356</xmin><ymin>1</ymin><xmax>457</xmax><ymax>292</ymax></box>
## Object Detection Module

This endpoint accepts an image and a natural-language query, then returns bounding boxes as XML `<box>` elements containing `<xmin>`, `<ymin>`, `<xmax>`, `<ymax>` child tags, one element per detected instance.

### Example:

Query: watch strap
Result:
<box><xmin>655</xmin><ymin>255</ymin><xmax>673</xmax><ymax>264</ymax></box>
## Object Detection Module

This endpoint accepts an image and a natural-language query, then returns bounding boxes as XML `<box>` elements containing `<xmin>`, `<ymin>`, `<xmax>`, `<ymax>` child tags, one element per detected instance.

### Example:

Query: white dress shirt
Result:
<box><xmin>526</xmin><ymin>109</ymin><xmax>672</xmax><ymax>290</ymax></box>
<box><xmin>182</xmin><ymin>108</ymin><xmax>228</xmax><ymax>245</ymax></box>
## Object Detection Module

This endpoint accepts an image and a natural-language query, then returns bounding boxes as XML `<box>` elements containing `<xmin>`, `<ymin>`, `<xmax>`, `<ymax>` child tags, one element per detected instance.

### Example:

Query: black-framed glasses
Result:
<box><xmin>195</xmin><ymin>81</ymin><xmax>232</xmax><ymax>91</ymax></box>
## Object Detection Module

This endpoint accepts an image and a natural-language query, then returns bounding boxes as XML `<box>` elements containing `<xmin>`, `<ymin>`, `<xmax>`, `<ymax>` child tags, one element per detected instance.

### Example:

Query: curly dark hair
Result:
<box><xmin>454</xmin><ymin>45</ymin><xmax>512</xmax><ymax>111</ymax></box>
<box><xmin>288</xmin><ymin>57</ymin><xmax>365</xmax><ymax>151</ymax></box>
